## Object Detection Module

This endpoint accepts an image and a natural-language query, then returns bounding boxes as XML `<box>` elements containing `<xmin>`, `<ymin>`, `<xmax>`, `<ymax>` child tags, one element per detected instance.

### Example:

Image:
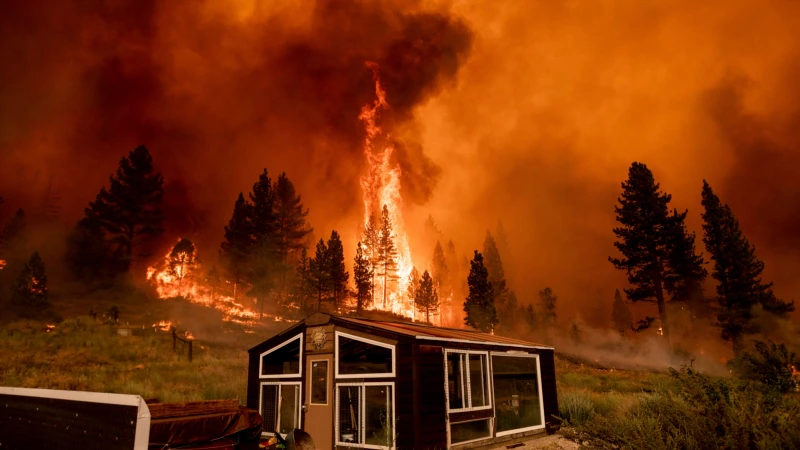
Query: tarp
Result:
<box><xmin>148</xmin><ymin>405</ymin><xmax>261</xmax><ymax>449</ymax></box>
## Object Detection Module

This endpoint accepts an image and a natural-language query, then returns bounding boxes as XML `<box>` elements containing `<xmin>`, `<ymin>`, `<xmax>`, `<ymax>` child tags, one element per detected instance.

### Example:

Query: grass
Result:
<box><xmin>555</xmin><ymin>355</ymin><xmax>800</xmax><ymax>449</ymax></box>
<box><xmin>0</xmin><ymin>316</ymin><xmax>249</xmax><ymax>403</ymax></box>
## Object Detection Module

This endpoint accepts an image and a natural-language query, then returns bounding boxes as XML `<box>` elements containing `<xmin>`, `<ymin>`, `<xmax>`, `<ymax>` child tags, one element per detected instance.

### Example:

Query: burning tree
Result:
<box><xmin>11</xmin><ymin>251</ymin><xmax>49</xmax><ymax>318</ymax></box>
<box><xmin>362</xmin><ymin>214</ymin><xmax>380</xmax><ymax>306</ymax></box>
<box><xmin>464</xmin><ymin>250</ymin><xmax>496</xmax><ymax>332</ymax></box>
<box><xmin>701</xmin><ymin>181</ymin><xmax>794</xmax><ymax>355</ymax></box>
<box><xmin>353</xmin><ymin>242</ymin><xmax>373</xmax><ymax>314</ymax></box>
<box><xmin>166</xmin><ymin>238</ymin><xmax>198</xmax><ymax>292</ymax></box>
<box><xmin>377</xmin><ymin>205</ymin><xmax>400</xmax><ymax>308</ymax></box>
<box><xmin>415</xmin><ymin>270</ymin><xmax>439</xmax><ymax>324</ymax></box>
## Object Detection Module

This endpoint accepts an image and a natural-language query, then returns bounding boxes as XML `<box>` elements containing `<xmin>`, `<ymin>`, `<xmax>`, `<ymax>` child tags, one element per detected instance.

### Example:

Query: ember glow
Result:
<box><xmin>0</xmin><ymin>260</ymin><xmax>5</xmax><ymax>270</ymax></box>
<box><xmin>147</xmin><ymin>240</ymin><xmax>259</xmax><ymax>324</ymax></box>
<box><xmin>359</xmin><ymin>64</ymin><xmax>415</xmax><ymax>318</ymax></box>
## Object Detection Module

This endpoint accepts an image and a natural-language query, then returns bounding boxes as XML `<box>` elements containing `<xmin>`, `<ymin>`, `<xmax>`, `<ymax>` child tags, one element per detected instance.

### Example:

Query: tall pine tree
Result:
<box><xmin>609</xmin><ymin>162</ymin><xmax>675</xmax><ymax>345</ymax></box>
<box><xmin>464</xmin><ymin>251</ymin><xmax>497</xmax><ymax>332</ymax></box>
<box><xmin>416</xmin><ymin>270</ymin><xmax>439</xmax><ymax>324</ymax></box>
<box><xmin>247</xmin><ymin>170</ymin><xmax>279</xmax><ymax>317</ymax></box>
<box><xmin>431</xmin><ymin>240</ymin><xmax>449</xmax><ymax>294</ymax></box>
<box><xmin>327</xmin><ymin>230</ymin><xmax>348</xmax><ymax>310</ymax></box>
<box><xmin>701</xmin><ymin>181</ymin><xmax>794</xmax><ymax>355</ymax></box>
<box><xmin>12</xmin><ymin>251</ymin><xmax>49</xmax><ymax>319</ymax></box>
<box><xmin>362</xmin><ymin>214</ymin><xmax>380</xmax><ymax>305</ymax></box>
<box><xmin>219</xmin><ymin>193</ymin><xmax>254</xmax><ymax>301</ymax></box>
<box><xmin>484</xmin><ymin>231</ymin><xmax>515</xmax><ymax>328</ymax></box>
<box><xmin>84</xmin><ymin>146</ymin><xmax>164</xmax><ymax>271</ymax></box>
<box><xmin>353</xmin><ymin>242</ymin><xmax>373</xmax><ymax>314</ymax></box>
<box><xmin>273</xmin><ymin>172</ymin><xmax>312</xmax><ymax>293</ymax></box>
<box><xmin>377</xmin><ymin>205</ymin><xmax>399</xmax><ymax>307</ymax></box>
<box><xmin>309</xmin><ymin>238</ymin><xmax>331</xmax><ymax>312</ymax></box>
<box><xmin>664</xmin><ymin>210</ymin><xmax>709</xmax><ymax>321</ymax></box>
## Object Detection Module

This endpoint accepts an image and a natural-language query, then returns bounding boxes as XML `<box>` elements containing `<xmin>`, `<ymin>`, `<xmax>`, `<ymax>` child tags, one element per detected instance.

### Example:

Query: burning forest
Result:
<box><xmin>3</xmin><ymin>1</ymin><xmax>800</xmax><ymax>447</ymax></box>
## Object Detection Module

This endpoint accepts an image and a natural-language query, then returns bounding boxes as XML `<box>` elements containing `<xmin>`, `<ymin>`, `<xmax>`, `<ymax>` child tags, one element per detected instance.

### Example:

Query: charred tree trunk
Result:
<box><xmin>652</xmin><ymin>270</ymin><xmax>671</xmax><ymax>348</ymax></box>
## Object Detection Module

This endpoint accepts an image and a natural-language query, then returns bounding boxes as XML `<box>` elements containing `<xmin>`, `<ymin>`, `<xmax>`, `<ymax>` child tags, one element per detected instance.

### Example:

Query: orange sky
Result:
<box><xmin>1</xmin><ymin>0</ymin><xmax>798</xmax><ymax>321</ymax></box>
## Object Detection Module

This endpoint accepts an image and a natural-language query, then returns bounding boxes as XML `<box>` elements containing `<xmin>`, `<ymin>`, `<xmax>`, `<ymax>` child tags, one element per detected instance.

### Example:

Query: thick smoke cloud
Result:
<box><xmin>1</xmin><ymin>0</ymin><xmax>799</xmax><ymax>328</ymax></box>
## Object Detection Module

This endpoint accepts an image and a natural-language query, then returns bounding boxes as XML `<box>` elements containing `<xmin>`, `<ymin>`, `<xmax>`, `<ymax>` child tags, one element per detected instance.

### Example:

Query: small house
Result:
<box><xmin>247</xmin><ymin>313</ymin><xmax>559</xmax><ymax>449</ymax></box>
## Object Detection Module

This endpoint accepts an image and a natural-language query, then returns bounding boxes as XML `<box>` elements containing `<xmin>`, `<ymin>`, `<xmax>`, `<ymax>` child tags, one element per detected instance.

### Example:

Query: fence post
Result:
<box><xmin>172</xmin><ymin>330</ymin><xmax>176</xmax><ymax>351</ymax></box>
<box><xmin>188</xmin><ymin>340</ymin><xmax>193</xmax><ymax>363</ymax></box>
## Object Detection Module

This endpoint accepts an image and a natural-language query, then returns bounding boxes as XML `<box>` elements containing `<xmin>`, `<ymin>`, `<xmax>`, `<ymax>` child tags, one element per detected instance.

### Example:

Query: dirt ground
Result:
<box><xmin>487</xmin><ymin>434</ymin><xmax>580</xmax><ymax>450</ymax></box>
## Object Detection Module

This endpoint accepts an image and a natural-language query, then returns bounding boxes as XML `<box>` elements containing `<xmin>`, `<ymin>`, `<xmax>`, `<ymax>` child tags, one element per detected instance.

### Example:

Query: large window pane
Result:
<box><xmin>338</xmin><ymin>336</ymin><xmax>392</xmax><ymax>375</ymax></box>
<box><xmin>364</xmin><ymin>385</ymin><xmax>393</xmax><ymax>447</ymax></box>
<box><xmin>311</xmin><ymin>361</ymin><xmax>328</xmax><ymax>404</ymax></box>
<box><xmin>469</xmin><ymin>354</ymin><xmax>488</xmax><ymax>408</ymax></box>
<box><xmin>338</xmin><ymin>386</ymin><xmax>361</xmax><ymax>444</ymax></box>
<box><xmin>450</xmin><ymin>419</ymin><xmax>491</xmax><ymax>444</ymax></box>
<box><xmin>446</xmin><ymin>353</ymin><xmax>465</xmax><ymax>410</ymax></box>
<box><xmin>492</xmin><ymin>355</ymin><xmax>543</xmax><ymax>433</ymax></box>
<box><xmin>278</xmin><ymin>385</ymin><xmax>298</xmax><ymax>435</ymax></box>
<box><xmin>261</xmin><ymin>336</ymin><xmax>301</xmax><ymax>376</ymax></box>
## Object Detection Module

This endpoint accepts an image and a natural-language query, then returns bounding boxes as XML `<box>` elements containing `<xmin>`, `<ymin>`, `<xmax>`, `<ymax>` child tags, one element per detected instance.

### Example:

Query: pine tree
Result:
<box><xmin>431</xmin><ymin>240</ymin><xmax>449</xmax><ymax>294</ymax></box>
<box><xmin>248</xmin><ymin>236</ymin><xmax>278</xmax><ymax>318</ymax></box>
<box><xmin>484</xmin><ymin>231</ymin><xmax>514</xmax><ymax>328</ymax></box>
<box><xmin>273</xmin><ymin>173</ymin><xmax>312</xmax><ymax>297</ymax></box>
<box><xmin>65</xmin><ymin>216</ymin><xmax>124</xmax><ymax>283</ymax></box>
<box><xmin>538</xmin><ymin>287</ymin><xmax>557</xmax><ymax>328</ymax></box>
<box><xmin>523</xmin><ymin>304</ymin><xmax>537</xmax><ymax>329</ymax></box>
<box><xmin>611</xmin><ymin>288</ymin><xmax>633</xmax><ymax>336</ymax></box>
<box><xmin>416</xmin><ymin>270</ymin><xmax>439</xmax><ymax>324</ymax></box>
<box><xmin>247</xmin><ymin>169</ymin><xmax>280</xmax><ymax>316</ymax></box>
<box><xmin>294</xmin><ymin>248</ymin><xmax>315</xmax><ymax>314</ymax></box>
<box><xmin>85</xmin><ymin>146</ymin><xmax>164</xmax><ymax>270</ymax></box>
<box><xmin>309</xmin><ymin>238</ymin><xmax>331</xmax><ymax>312</ymax></box>
<box><xmin>377</xmin><ymin>205</ymin><xmax>399</xmax><ymax>307</ymax></box>
<box><xmin>701</xmin><ymin>181</ymin><xmax>794</xmax><ymax>355</ymax></box>
<box><xmin>664</xmin><ymin>210</ymin><xmax>709</xmax><ymax>320</ymax></box>
<box><xmin>12</xmin><ymin>251</ymin><xmax>49</xmax><ymax>318</ymax></box>
<box><xmin>407</xmin><ymin>267</ymin><xmax>420</xmax><ymax>309</ymax></box>
<box><xmin>464</xmin><ymin>251</ymin><xmax>497</xmax><ymax>332</ymax></box>
<box><xmin>327</xmin><ymin>230</ymin><xmax>348</xmax><ymax>310</ymax></box>
<box><xmin>495</xmin><ymin>220</ymin><xmax>512</xmax><ymax>272</ymax></box>
<box><xmin>167</xmin><ymin>238</ymin><xmax>198</xmax><ymax>295</ymax></box>
<box><xmin>353</xmin><ymin>242</ymin><xmax>373</xmax><ymax>314</ymax></box>
<box><xmin>609</xmin><ymin>162</ymin><xmax>675</xmax><ymax>344</ymax></box>
<box><xmin>362</xmin><ymin>214</ymin><xmax>380</xmax><ymax>305</ymax></box>
<box><xmin>219</xmin><ymin>193</ymin><xmax>254</xmax><ymax>301</ymax></box>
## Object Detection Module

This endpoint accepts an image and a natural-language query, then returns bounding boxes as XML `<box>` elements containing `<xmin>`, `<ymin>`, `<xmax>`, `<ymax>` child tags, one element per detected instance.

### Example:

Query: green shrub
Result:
<box><xmin>559</xmin><ymin>391</ymin><xmax>596</xmax><ymax>425</ymax></box>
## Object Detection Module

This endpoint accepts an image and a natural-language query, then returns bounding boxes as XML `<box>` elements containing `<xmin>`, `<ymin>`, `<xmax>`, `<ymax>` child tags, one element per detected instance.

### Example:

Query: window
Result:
<box><xmin>335</xmin><ymin>332</ymin><xmax>395</xmax><ymax>378</ymax></box>
<box><xmin>310</xmin><ymin>360</ymin><xmax>328</xmax><ymax>405</ymax></box>
<box><xmin>445</xmin><ymin>350</ymin><xmax>490</xmax><ymax>412</ymax></box>
<box><xmin>450</xmin><ymin>419</ymin><xmax>492</xmax><ymax>445</ymax></box>
<box><xmin>259</xmin><ymin>382</ymin><xmax>301</xmax><ymax>437</ymax></box>
<box><xmin>492</xmin><ymin>353</ymin><xmax>545</xmax><ymax>436</ymax></box>
<box><xmin>335</xmin><ymin>383</ymin><xmax>394</xmax><ymax>449</ymax></box>
<box><xmin>260</xmin><ymin>334</ymin><xmax>302</xmax><ymax>378</ymax></box>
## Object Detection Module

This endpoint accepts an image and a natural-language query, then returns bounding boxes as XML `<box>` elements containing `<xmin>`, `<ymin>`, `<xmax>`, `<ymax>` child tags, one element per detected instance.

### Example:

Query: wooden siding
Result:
<box><xmin>538</xmin><ymin>350</ymin><xmax>559</xmax><ymax>432</ymax></box>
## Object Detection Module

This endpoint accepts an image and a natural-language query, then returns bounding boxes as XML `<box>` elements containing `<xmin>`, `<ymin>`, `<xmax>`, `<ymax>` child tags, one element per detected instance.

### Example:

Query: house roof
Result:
<box><xmin>330</xmin><ymin>314</ymin><xmax>553</xmax><ymax>350</ymax></box>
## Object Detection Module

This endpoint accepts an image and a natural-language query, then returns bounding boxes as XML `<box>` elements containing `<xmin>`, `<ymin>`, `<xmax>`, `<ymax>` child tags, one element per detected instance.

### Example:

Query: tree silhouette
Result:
<box><xmin>415</xmin><ymin>270</ymin><xmax>439</xmax><ymax>324</ymax></box>
<box><xmin>407</xmin><ymin>266</ymin><xmax>420</xmax><ymax>311</ymax></box>
<box><xmin>353</xmin><ymin>242</ymin><xmax>373</xmax><ymax>314</ymax></box>
<box><xmin>65</xmin><ymin>216</ymin><xmax>124</xmax><ymax>283</ymax></box>
<box><xmin>85</xmin><ymin>146</ymin><xmax>164</xmax><ymax>271</ymax></box>
<box><xmin>464</xmin><ymin>251</ymin><xmax>496</xmax><ymax>332</ymax></box>
<box><xmin>274</xmin><ymin>172</ymin><xmax>312</xmax><ymax>293</ymax></box>
<box><xmin>294</xmin><ymin>248</ymin><xmax>315</xmax><ymax>314</ymax></box>
<box><xmin>609</xmin><ymin>162</ymin><xmax>675</xmax><ymax>345</ymax></box>
<box><xmin>701</xmin><ymin>181</ymin><xmax>794</xmax><ymax>355</ymax></box>
<box><xmin>219</xmin><ymin>193</ymin><xmax>254</xmax><ymax>301</ymax></box>
<box><xmin>538</xmin><ymin>287</ymin><xmax>558</xmax><ymax>328</ymax></box>
<box><xmin>377</xmin><ymin>205</ymin><xmax>399</xmax><ymax>307</ymax></box>
<box><xmin>611</xmin><ymin>288</ymin><xmax>633</xmax><ymax>336</ymax></box>
<box><xmin>431</xmin><ymin>240</ymin><xmax>449</xmax><ymax>295</ymax></box>
<box><xmin>309</xmin><ymin>238</ymin><xmax>331</xmax><ymax>312</ymax></box>
<box><xmin>12</xmin><ymin>251</ymin><xmax>49</xmax><ymax>318</ymax></box>
<box><xmin>664</xmin><ymin>210</ymin><xmax>709</xmax><ymax>321</ymax></box>
<box><xmin>167</xmin><ymin>238</ymin><xmax>198</xmax><ymax>293</ymax></box>
<box><xmin>362</xmin><ymin>214</ymin><xmax>380</xmax><ymax>306</ymax></box>
<box><xmin>327</xmin><ymin>230</ymin><xmax>348</xmax><ymax>310</ymax></box>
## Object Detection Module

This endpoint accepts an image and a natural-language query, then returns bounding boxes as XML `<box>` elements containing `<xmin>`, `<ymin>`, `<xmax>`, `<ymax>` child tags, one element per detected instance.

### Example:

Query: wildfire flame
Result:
<box><xmin>147</xmin><ymin>240</ymin><xmax>260</xmax><ymax>325</ymax></box>
<box><xmin>0</xmin><ymin>259</ymin><xmax>6</xmax><ymax>270</ymax></box>
<box><xmin>359</xmin><ymin>62</ymin><xmax>415</xmax><ymax>318</ymax></box>
<box><xmin>152</xmin><ymin>320</ymin><xmax>174</xmax><ymax>331</ymax></box>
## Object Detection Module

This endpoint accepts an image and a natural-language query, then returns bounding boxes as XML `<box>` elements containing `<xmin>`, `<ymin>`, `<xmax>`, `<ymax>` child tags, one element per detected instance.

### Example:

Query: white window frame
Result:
<box><xmin>447</xmin><ymin>417</ymin><xmax>494</xmax><ymax>447</ymax></box>
<box><xmin>258</xmin><ymin>381</ymin><xmax>302</xmax><ymax>438</ymax></box>
<box><xmin>443</xmin><ymin>349</ymin><xmax>492</xmax><ymax>413</ymax></box>
<box><xmin>334</xmin><ymin>331</ymin><xmax>396</xmax><ymax>379</ymax></box>
<box><xmin>308</xmin><ymin>358</ymin><xmax>329</xmax><ymax>405</ymax></box>
<box><xmin>259</xmin><ymin>333</ymin><xmax>303</xmax><ymax>379</ymax></box>
<box><xmin>334</xmin><ymin>382</ymin><xmax>396</xmax><ymax>450</ymax></box>
<box><xmin>491</xmin><ymin>351</ymin><xmax>546</xmax><ymax>437</ymax></box>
